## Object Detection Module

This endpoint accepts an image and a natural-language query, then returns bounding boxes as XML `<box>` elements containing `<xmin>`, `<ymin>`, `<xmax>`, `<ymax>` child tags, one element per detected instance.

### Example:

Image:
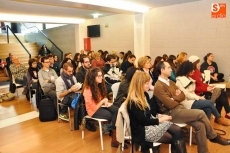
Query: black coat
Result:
<box><xmin>127</xmin><ymin>93</ymin><xmax>159</xmax><ymax>151</ymax></box>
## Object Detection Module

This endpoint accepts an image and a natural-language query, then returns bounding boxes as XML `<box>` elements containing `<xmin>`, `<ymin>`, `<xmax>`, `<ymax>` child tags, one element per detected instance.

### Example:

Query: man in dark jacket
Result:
<box><xmin>48</xmin><ymin>55</ymin><xmax>60</xmax><ymax>76</ymax></box>
<box><xmin>75</xmin><ymin>55</ymin><xmax>91</xmax><ymax>85</ymax></box>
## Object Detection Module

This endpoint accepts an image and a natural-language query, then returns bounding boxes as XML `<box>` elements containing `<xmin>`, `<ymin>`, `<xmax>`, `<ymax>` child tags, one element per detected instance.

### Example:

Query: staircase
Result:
<box><xmin>0</xmin><ymin>42</ymin><xmax>39</xmax><ymax>64</ymax></box>
<box><xmin>0</xmin><ymin>34</ymin><xmax>39</xmax><ymax>82</ymax></box>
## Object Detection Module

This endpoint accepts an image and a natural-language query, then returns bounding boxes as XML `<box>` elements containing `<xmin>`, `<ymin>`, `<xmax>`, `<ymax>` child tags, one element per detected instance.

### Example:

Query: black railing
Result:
<box><xmin>21</xmin><ymin>23</ymin><xmax>63</xmax><ymax>60</ymax></box>
<box><xmin>0</xmin><ymin>25</ymin><xmax>31</xmax><ymax>58</ymax></box>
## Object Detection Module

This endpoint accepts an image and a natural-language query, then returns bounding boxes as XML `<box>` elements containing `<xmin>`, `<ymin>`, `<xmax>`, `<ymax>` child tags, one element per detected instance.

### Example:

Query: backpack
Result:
<box><xmin>39</xmin><ymin>96</ymin><xmax>57</xmax><ymax>122</ymax></box>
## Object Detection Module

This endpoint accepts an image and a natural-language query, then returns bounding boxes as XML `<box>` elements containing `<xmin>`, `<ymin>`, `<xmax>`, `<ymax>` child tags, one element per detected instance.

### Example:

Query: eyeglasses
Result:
<box><xmin>43</xmin><ymin>61</ymin><xmax>50</xmax><ymax>63</ymax></box>
<box><xmin>97</xmin><ymin>75</ymin><xmax>103</xmax><ymax>78</ymax></box>
<box><xmin>84</xmin><ymin>61</ymin><xmax>90</xmax><ymax>63</ymax></box>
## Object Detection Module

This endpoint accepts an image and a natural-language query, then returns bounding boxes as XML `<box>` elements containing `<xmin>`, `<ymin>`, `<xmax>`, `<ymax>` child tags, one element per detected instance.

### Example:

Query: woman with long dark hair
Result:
<box><xmin>167</xmin><ymin>55</ymin><xmax>177</xmax><ymax>82</ymax></box>
<box><xmin>176</xmin><ymin>61</ymin><xmax>230</xmax><ymax>126</ymax></box>
<box><xmin>200</xmin><ymin>53</ymin><xmax>224</xmax><ymax>83</ymax></box>
<box><xmin>126</xmin><ymin>71</ymin><xmax>187</xmax><ymax>153</ymax></box>
<box><xmin>83</xmin><ymin>67</ymin><xmax>120</xmax><ymax>148</ymax></box>
<box><xmin>26</xmin><ymin>58</ymin><xmax>39</xmax><ymax>100</ymax></box>
<box><xmin>38</xmin><ymin>44</ymin><xmax>51</xmax><ymax>56</ymax></box>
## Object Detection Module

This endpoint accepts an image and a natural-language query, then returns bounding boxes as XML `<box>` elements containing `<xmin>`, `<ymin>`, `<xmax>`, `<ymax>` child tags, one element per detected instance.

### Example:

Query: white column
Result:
<box><xmin>133</xmin><ymin>12</ymin><xmax>150</xmax><ymax>61</ymax></box>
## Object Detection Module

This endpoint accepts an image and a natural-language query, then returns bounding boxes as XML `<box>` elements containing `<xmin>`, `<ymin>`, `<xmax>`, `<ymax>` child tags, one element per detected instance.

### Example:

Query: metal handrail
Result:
<box><xmin>1</xmin><ymin>25</ymin><xmax>31</xmax><ymax>58</ymax></box>
<box><xmin>21</xmin><ymin>23</ymin><xmax>63</xmax><ymax>60</ymax></box>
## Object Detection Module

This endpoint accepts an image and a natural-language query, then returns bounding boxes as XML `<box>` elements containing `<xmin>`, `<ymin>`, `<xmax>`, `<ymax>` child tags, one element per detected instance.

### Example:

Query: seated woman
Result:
<box><xmin>188</xmin><ymin>55</ymin><xmax>230</xmax><ymax>119</ymax></box>
<box><xmin>200</xmin><ymin>53</ymin><xmax>224</xmax><ymax>83</ymax></box>
<box><xmin>126</xmin><ymin>71</ymin><xmax>187</xmax><ymax>153</ymax></box>
<box><xmin>152</xmin><ymin>56</ymin><xmax>163</xmax><ymax>83</ymax></box>
<box><xmin>83</xmin><ymin>67</ymin><xmax>121</xmax><ymax>148</ymax></box>
<box><xmin>138</xmin><ymin>56</ymin><xmax>155</xmax><ymax>98</ymax></box>
<box><xmin>113</xmin><ymin>66</ymin><xmax>137</xmax><ymax>107</ymax></box>
<box><xmin>91</xmin><ymin>52</ymin><xmax>105</xmax><ymax>68</ymax></box>
<box><xmin>167</xmin><ymin>55</ymin><xmax>177</xmax><ymax>82</ymax></box>
<box><xmin>26</xmin><ymin>58</ymin><xmax>39</xmax><ymax>100</ymax></box>
<box><xmin>176</xmin><ymin>61</ymin><xmax>230</xmax><ymax>126</ymax></box>
<box><xmin>176</xmin><ymin>52</ymin><xmax>187</xmax><ymax>71</ymax></box>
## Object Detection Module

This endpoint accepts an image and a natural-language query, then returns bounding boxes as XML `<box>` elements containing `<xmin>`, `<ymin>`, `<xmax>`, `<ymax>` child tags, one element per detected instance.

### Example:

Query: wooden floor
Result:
<box><xmin>1</xmin><ymin>85</ymin><xmax>230</xmax><ymax>153</ymax></box>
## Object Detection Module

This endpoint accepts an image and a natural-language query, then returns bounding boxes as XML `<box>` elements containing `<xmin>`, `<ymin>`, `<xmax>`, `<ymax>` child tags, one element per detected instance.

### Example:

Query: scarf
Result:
<box><xmin>28</xmin><ymin>67</ymin><xmax>38</xmax><ymax>79</ymax></box>
<box><xmin>60</xmin><ymin>71</ymin><xmax>75</xmax><ymax>89</ymax></box>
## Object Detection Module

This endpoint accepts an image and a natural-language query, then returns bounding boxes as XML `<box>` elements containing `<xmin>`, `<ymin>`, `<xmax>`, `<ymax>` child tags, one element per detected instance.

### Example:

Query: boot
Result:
<box><xmin>215</xmin><ymin>116</ymin><xmax>230</xmax><ymax>126</ymax></box>
<box><xmin>111</xmin><ymin>130</ymin><xmax>128</xmax><ymax>149</ymax></box>
<box><xmin>111</xmin><ymin>130</ymin><xmax>120</xmax><ymax>148</ymax></box>
<box><xmin>170</xmin><ymin>143</ymin><xmax>177</xmax><ymax>153</ymax></box>
<box><xmin>173</xmin><ymin>139</ymin><xmax>187</xmax><ymax>153</ymax></box>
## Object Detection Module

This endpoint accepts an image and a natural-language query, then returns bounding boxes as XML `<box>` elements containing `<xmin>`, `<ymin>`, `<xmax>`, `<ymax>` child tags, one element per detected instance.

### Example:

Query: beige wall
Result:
<box><xmin>150</xmin><ymin>0</ymin><xmax>230</xmax><ymax>79</ymax></box>
<box><xmin>80</xmin><ymin>14</ymin><xmax>134</xmax><ymax>53</ymax></box>
<box><xmin>43</xmin><ymin>24</ymin><xmax>78</xmax><ymax>56</ymax></box>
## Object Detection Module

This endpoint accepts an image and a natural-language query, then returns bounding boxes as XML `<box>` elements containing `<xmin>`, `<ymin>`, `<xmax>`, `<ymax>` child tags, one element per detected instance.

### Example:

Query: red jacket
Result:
<box><xmin>190</xmin><ymin>69</ymin><xmax>208</xmax><ymax>95</ymax></box>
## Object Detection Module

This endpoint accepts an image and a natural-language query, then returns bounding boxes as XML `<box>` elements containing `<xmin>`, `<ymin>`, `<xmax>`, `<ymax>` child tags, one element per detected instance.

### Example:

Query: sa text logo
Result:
<box><xmin>211</xmin><ymin>3</ymin><xmax>226</xmax><ymax>18</ymax></box>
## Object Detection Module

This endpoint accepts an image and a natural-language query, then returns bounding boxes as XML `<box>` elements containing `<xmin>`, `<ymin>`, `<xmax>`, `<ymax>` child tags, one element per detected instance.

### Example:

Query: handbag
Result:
<box><xmin>71</xmin><ymin>93</ymin><xmax>80</xmax><ymax>108</ymax></box>
<box><xmin>181</xmin><ymin>126</ymin><xmax>196</xmax><ymax>145</ymax></box>
<box><xmin>0</xmin><ymin>92</ymin><xmax>15</xmax><ymax>102</ymax></box>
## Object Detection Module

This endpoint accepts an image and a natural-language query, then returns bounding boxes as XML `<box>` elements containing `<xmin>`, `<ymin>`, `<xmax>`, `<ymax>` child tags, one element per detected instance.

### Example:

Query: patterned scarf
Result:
<box><xmin>60</xmin><ymin>71</ymin><xmax>75</xmax><ymax>89</ymax></box>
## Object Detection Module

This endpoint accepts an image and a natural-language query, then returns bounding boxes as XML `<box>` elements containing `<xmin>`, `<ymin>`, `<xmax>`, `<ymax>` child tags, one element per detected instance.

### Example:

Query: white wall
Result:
<box><xmin>150</xmin><ymin>0</ymin><xmax>230</xmax><ymax>79</ymax></box>
<box><xmin>80</xmin><ymin>14</ymin><xmax>134</xmax><ymax>53</ymax></box>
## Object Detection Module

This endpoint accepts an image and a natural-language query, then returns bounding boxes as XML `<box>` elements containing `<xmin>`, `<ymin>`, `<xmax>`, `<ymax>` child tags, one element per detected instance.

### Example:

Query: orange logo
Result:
<box><xmin>211</xmin><ymin>3</ymin><xmax>226</xmax><ymax>18</ymax></box>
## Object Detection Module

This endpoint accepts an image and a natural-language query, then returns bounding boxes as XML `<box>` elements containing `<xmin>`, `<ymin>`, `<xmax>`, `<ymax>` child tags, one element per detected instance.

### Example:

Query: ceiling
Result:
<box><xmin>0</xmin><ymin>0</ymin><xmax>201</xmax><ymax>23</ymax></box>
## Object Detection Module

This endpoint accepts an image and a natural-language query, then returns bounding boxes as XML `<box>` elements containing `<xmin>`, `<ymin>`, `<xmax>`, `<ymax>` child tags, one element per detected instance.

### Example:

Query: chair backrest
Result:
<box><xmin>111</xmin><ymin>82</ymin><xmax>120</xmax><ymax>101</ymax></box>
<box><xmin>204</xmin><ymin>70</ymin><xmax>211</xmax><ymax>84</ymax></box>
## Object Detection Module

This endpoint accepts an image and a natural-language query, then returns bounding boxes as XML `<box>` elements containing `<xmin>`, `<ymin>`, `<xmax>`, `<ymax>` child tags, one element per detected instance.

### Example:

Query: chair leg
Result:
<box><xmin>68</xmin><ymin>107</ymin><xmax>72</xmax><ymax>131</ymax></box>
<box><xmin>98</xmin><ymin>121</ymin><xmax>104</xmax><ymax>150</ymax></box>
<box><xmin>169</xmin><ymin>144</ymin><xmax>171</xmax><ymax>153</ymax></box>
<box><xmin>57</xmin><ymin>103</ymin><xmax>60</xmax><ymax>123</ymax></box>
<box><xmin>29</xmin><ymin>90</ymin><xmax>32</xmax><ymax>103</ymax></box>
<box><xmin>189</xmin><ymin>126</ymin><xmax>192</xmax><ymax>146</ymax></box>
<box><xmin>16</xmin><ymin>88</ymin><xmax>19</xmax><ymax>98</ymax></box>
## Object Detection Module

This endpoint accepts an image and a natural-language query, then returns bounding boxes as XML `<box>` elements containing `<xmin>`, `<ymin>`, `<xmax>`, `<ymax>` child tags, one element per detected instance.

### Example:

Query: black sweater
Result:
<box><xmin>127</xmin><ymin>92</ymin><xmax>159</xmax><ymax>151</ymax></box>
<box><xmin>200</xmin><ymin>61</ymin><xmax>219</xmax><ymax>76</ymax></box>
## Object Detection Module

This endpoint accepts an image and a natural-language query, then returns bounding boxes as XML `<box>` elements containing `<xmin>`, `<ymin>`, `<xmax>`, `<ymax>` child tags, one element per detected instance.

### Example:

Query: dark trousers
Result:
<box><xmin>216</xmin><ymin>90</ymin><xmax>230</xmax><ymax>114</ymax></box>
<box><xmin>92</xmin><ymin>105</ymin><xmax>118</xmax><ymax>129</ymax></box>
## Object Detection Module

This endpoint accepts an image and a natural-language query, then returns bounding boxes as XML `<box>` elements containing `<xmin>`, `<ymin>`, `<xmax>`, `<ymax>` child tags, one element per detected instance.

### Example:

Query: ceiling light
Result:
<box><xmin>63</xmin><ymin>0</ymin><xmax>149</xmax><ymax>13</ymax></box>
<box><xmin>0</xmin><ymin>13</ymin><xmax>85</xmax><ymax>24</ymax></box>
<box><xmin>92</xmin><ymin>13</ymin><xmax>100</xmax><ymax>18</ymax></box>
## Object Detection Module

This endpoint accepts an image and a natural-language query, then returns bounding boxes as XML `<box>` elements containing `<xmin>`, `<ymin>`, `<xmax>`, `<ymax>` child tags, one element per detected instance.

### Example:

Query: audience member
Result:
<box><xmin>6</xmin><ymin>53</ymin><xmax>13</xmax><ymax>70</ymax></box>
<box><xmin>119</xmin><ymin>52</ymin><xmax>124</xmax><ymax>64</ymax></box>
<box><xmin>56</xmin><ymin>63</ymin><xmax>80</xmax><ymax>121</ymax></box>
<box><xmin>48</xmin><ymin>55</ymin><xmax>60</xmax><ymax>76</ymax></box>
<box><xmin>26</xmin><ymin>58</ymin><xmax>39</xmax><ymax>99</ymax></box>
<box><xmin>91</xmin><ymin>52</ymin><xmax>105</xmax><ymax>68</ymax></box>
<box><xmin>83</xmin><ymin>67</ymin><xmax>120</xmax><ymax>148</ymax></box>
<box><xmin>38</xmin><ymin>44</ymin><xmax>51</xmax><ymax>56</ymax></box>
<box><xmin>188</xmin><ymin>55</ymin><xmax>230</xmax><ymax>119</ymax></box>
<box><xmin>200</xmin><ymin>53</ymin><xmax>224</xmax><ymax>83</ymax></box>
<box><xmin>59</xmin><ymin>52</ymin><xmax>73</xmax><ymax>67</ymax></box>
<box><xmin>37</xmin><ymin>56</ymin><xmax>42</xmax><ymax>70</ymax></box>
<box><xmin>75</xmin><ymin>55</ymin><xmax>91</xmax><ymax>84</ymax></box>
<box><xmin>54</xmin><ymin>55</ymin><xmax>59</xmax><ymax>63</ymax></box>
<box><xmin>126</xmin><ymin>71</ymin><xmax>186</xmax><ymax>153</ymax></box>
<box><xmin>176</xmin><ymin>52</ymin><xmax>187</xmax><ymax>71</ymax></box>
<box><xmin>87</xmin><ymin>51</ymin><xmax>93</xmax><ymax>62</ymax></box>
<box><xmin>38</xmin><ymin>56</ymin><xmax>58</xmax><ymax>107</ymax></box>
<box><xmin>73</xmin><ymin>53</ymin><xmax>81</xmax><ymax>68</ymax></box>
<box><xmin>113</xmin><ymin>66</ymin><xmax>137</xmax><ymax>107</ymax></box>
<box><xmin>176</xmin><ymin>61</ymin><xmax>229</xmax><ymax>125</ymax></box>
<box><xmin>9</xmin><ymin>56</ymin><xmax>27</xmax><ymax>94</ymax></box>
<box><xmin>103</xmin><ymin>55</ymin><xmax>121</xmax><ymax>85</ymax></box>
<box><xmin>152</xmin><ymin>56</ymin><xmax>163</xmax><ymax>83</ymax></box>
<box><xmin>162</xmin><ymin>54</ymin><xmax>169</xmax><ymax>61</ymax></box>
<box><xmin>167</xmin><ymin>55</ymin><xmax>177</xmax><ymax>82</ymax></box>
<box><xmin>154</xmin><ymin>61</ymin><xmax>230</xmax><ymax>153</ymax></box>
<box><xmin>120</xmin><ymin>54</ymin><xmax>136</xmax><ymax>74</ymax></box>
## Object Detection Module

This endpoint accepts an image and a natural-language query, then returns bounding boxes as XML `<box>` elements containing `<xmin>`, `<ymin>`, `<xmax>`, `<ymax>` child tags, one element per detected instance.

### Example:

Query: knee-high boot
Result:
<box><xmin>172</xmin><ymin>139</ymin><xmax>187</xmax><ymax>153</ymax></box>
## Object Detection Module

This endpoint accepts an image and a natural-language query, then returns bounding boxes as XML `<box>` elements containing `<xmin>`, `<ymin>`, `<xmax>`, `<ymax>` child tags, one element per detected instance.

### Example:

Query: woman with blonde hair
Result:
<box><xmin>126</xmin><ymin>71</ymin><xmax>187</xmax><ymax>153</ymax></box>
<box><xmin>91</xmin><ymin>52</ymin><xmax>105</xmax><ymax>68</ymax></box>
<box><xmin>176</xmin><ymin>52</ymin><xmax>187</xmax><ymax>71</ymax></box>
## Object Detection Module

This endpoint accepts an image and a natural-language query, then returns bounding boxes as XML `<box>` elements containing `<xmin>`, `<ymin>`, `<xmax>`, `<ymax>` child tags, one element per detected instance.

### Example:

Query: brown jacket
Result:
<box><xmin>154</xmin><ymin>80</ymin><xmax>185</xmax><ymax>114</ymax></box>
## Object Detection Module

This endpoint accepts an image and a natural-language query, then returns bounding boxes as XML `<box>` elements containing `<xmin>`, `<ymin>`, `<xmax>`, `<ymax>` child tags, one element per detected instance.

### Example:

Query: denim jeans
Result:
<box><xmin>191</xmin><ymin>100</ymin><xmax>221</xmax><ymax>119</ymax></box>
